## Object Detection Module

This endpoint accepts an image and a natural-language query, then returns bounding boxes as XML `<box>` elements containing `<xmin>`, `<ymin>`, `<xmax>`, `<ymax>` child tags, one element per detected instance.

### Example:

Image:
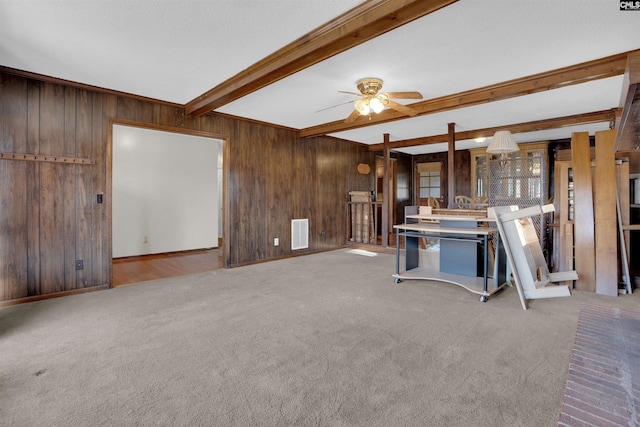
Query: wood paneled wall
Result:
<box><xmin>411</xmin><ymin>150</ymin><xmax>471</xmax><ymax>206</ymax></box>
<box><xmin>0</xmin><ymin>71</ymin><xmax>374</xmax><ymax>302</ymax></box>
<box><xmin>219</xmin><ymin>119</ymin><xmax>374</xmax><ymax>266</ymax></box>
<box><xmin>0</xmin><ymin>74</ymin><xmax>109</xmax><ymax>301</ymax></box>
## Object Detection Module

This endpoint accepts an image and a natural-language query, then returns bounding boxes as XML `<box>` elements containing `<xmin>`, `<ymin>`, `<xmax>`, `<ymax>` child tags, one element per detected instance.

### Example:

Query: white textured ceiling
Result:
<box><xmin>2</xmin><ymin>0</ymin><xmax>639</xmax><ymax>154</ymax></box>
<box><xmin>0</xmin><ymin>0</ymin><xmax>361</xmax><ymax>103</ymax></box>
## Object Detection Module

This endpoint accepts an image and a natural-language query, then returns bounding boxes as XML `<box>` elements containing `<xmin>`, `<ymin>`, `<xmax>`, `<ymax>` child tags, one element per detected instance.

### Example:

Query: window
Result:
<box><xmin>416</xmin><ymin>162</ymin><xmax>441</xmax><ymax>200</ymax></box>
<box><xmin>420</xmin><ymin>171</ymin><xmax>440</xmax><ymax>198</ymax></box>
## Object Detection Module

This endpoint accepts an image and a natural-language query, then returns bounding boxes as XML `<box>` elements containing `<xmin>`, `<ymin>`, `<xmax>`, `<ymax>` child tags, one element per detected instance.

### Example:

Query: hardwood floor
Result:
<box><xmin>113</xmin><ymin>236</ymin><xmax>396</xmax><ymax>288</ymax></box>
<box><xmin>112</xmin><ymin>248</ymin><xmax>223</xmax><ymax>287</ymax></box>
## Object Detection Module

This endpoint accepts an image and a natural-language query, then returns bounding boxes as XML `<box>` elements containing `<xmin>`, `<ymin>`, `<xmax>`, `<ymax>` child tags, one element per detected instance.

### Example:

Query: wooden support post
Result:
<box><xmin>382</xmin><ymin>133</ymin><xmax>390</xmax><ymax>248</ymax></box>
<box><xmin>447</xmin><ymin>122</ymin><xmax>455</xmax><ymax>208</ymax></box>
<box><xmin>594</xmin><ymin>129</ymin><xmax>618</xmax><ymax>296</ymax></box>
<box><xmin>571</xmin><ymin>132</ymin><xmax>596</xmax><ymax>292</ymax></box>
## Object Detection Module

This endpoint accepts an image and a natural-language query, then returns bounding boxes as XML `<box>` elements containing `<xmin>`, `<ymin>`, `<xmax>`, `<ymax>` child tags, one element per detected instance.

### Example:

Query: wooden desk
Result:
<box><xmin>406</xmin><ymin>213</ymin><xmax>490</xmax><ymax>224</ymax></box>
<box><xmin>393</xmin><ymin>222</ymin><xmax>507</xmax><ymax>302</ymax></box>
<box><xmin>432</xmin><ymin>208</ymin><xmax>487</xmax><ymax>216</ymax></box>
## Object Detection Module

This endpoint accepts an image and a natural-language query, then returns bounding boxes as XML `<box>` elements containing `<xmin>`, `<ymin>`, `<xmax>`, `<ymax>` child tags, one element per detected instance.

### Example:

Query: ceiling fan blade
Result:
<box><xmin>383</xmin><ymin>91</ymin><xmax>423</xmax><ymax>99</ymax></box>
<box><xmin>386</xmin><ymin>100</ymin><xmax>418</xmax><ymax>116</ymax></box>
<box><xmin>344</xmin><ymin>108</ymin><xmax>362</xmax><ymax>123</ymax></box>
<box><xmin>338</xmin><ymin>90</ymin><xmax>362</xmax><ymax>96</ymax></box>
<box><xmin>315</xmin><ymin>100</ymin><xmax>354</xmax><ymax>113</ymax></box>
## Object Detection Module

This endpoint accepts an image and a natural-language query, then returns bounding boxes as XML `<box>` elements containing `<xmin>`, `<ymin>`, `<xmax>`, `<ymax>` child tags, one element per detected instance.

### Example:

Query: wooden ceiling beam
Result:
<box><xmin>615</xmin><ymin>50</ymin><xmax>640</xmax><ymax>152</ymax></box>
<box><xmin>366</xmin><ymin>109</ymin><xmax>619</xmax><ymax>151</ymax></box>
<box><xmin>301</xmin><ymin>51</ymin><xmax>635</xmax><ymax>138</ymax></box>
<box><xmin>185</xmin><ymin>0</ymin><xmax>458</xmax><ymax>117</ymax></box>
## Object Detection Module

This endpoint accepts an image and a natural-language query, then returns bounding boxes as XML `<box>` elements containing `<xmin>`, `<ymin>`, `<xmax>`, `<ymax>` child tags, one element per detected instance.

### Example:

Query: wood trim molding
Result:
<box><xmin>0</xmin><ymin>66</ymin><xmax>183</xmax><ymax>108</ymax></box>
<box><xmin>185</xmin><ymin>0</ymin><xmax>459</xmax><ymax>116</ymax></box>
<box><xmin>209</xmin><ymin>111</ymin><xmax>299</xmax><ymax>133</ymax></box>
<box><xmin>109</xmin><ymin>118</ymin><xmax>228</xmax><ymax>141</ymax></box>
<box><xmin>0</xmin><ymin>285</ymin><xmax>109</xmax><ymax>307</ymax></box>
<box><xmin>301</xmin><ymin>51</ymin><xmax>634</xmax><ymax>138</ymax></box>
<box><xmin>366</xmin><ymin>109</ymin><xmax>618</xmax><ymax>151</ymax></box>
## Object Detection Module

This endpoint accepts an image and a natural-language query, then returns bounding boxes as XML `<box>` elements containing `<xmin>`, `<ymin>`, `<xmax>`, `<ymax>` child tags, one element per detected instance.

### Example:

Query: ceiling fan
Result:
<box><xmin>340</xmin><ymin>78</ymin><xmax>423</xmax><ymax>123</ymax></box>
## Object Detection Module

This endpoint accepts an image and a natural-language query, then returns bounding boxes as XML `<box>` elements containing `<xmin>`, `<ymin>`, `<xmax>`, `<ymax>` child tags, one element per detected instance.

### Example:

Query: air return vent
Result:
<box><xmin>291</xmin><ymin>219</ymin><xmax>309</xmax><ymax>250</ymax></box>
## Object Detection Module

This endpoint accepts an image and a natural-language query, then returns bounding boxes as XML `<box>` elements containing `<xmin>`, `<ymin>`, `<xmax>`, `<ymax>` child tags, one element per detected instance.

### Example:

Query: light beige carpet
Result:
<box><xmin>1</xmin><ymin>249</ymin><xmax>638</xmax><ymax>426</ymax></box>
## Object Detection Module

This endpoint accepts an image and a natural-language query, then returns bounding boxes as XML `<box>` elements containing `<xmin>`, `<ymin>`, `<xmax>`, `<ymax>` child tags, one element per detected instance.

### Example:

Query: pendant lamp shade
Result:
<box><xmin>486</xmin><ymin>130</ymin><xmax>519</xmax><ymax>154</ymax></box>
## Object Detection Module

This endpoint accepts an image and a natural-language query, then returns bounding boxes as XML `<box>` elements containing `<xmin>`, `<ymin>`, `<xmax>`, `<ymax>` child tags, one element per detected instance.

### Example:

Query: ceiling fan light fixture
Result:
<box><xmin>341</xmin><ymin>77</ymin><xmax>421</xmax><ymax>123</ymax></box>
<box><xmin>369</xmin><ymin>97</ymin><xmax>384</xmax><ymax>114</ymax></box>
<box><xmin>356</xmin><ymin>78</ymin><xmax>383</xmax><ymax>96</ymax></box>
<box><xmin>486</xmin><ymin>130</ymin><xmax>519</xmax><ymax>154</ymax></box>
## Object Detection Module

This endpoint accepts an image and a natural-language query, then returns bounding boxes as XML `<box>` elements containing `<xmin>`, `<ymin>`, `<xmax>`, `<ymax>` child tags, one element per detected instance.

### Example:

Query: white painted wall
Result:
<box><xmin>112</xmin><ymin>125</ymin><xmax>219</xmax><ymax>258</ymax></box>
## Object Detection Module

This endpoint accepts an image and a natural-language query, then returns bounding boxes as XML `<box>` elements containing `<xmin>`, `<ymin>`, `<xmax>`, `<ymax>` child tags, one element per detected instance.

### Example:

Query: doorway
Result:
<box><xmin>109</xmin><ymin>121</ymin><xmax>228</xmax><ymax>286</ymax></box>
<box><xmin>112</xmin><ymin>248</ymin><xmax>223</xmax><ymax>286</ymax></box>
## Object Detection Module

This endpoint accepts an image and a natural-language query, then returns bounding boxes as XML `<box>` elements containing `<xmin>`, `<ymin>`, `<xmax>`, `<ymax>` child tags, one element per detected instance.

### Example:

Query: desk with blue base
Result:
<box><xmin>393</xmin><ymin>220</ymin><xmax>508</xmax><ymax>302</ymax></box>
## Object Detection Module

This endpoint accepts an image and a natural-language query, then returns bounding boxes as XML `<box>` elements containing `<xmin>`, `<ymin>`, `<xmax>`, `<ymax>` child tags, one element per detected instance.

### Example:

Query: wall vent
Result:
<box><xmin>291</xmin><ymin>219</ymin><xmax>309</xmax><ymax>250</ymax></box>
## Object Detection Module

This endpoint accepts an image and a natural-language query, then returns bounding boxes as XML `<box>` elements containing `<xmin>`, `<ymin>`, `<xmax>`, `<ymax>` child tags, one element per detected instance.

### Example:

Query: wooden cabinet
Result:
<box><xmin>469</xmin><ymin>142</ymin><xmax>549</xmax><ymax>200</ymax></box>
<box><xmin>469</xmin><ymin>149</ymin><xmax>489</xmax><ymax>200</ymax></box>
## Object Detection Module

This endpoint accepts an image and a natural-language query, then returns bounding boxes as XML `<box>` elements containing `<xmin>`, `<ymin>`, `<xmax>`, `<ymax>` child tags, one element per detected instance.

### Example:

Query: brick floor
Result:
<box><xmin>558</xmin><ymin>303</ymin><xmax>640</xmax><ymax>427</ymax></box>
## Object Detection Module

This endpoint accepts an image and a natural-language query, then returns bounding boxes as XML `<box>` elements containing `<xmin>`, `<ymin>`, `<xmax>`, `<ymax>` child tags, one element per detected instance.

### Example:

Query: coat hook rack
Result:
<box><xmin>0</xmin><ymin>151</ymin><xmax>95</xmax><ymax>165</ymax></box>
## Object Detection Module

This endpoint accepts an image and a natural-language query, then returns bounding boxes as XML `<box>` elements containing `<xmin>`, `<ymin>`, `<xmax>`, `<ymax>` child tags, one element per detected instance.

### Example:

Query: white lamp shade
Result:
<box><xmin>369</xmin><ymin>97</ymin><xmax>384</xmax><ymax>114</ymax></box>
<box><xmin>486</xmin><ymin>130</ymin><xmax>519</xmax><ymax>154</ymax></box>
<box><xmin>355</xmin><ymin>99</ymin><xmax>370</xmax><ymax>115</ymax></box>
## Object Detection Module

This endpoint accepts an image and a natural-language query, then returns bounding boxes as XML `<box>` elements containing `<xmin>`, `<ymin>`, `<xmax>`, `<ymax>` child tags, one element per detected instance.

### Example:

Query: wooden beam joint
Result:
<box><xmin>186</xmin><ymin>0</ymin><xmax>459</xmax><ymax>116</ymax></box>
<box><xmin>301</xmin><ymin>50</ymin><xmax>635</xmax><ymax>138</ymax></box>
<box><xmin>366</xmin><ymin>109</ymin><xmax>620</xmax><ymax>151</ymax></box>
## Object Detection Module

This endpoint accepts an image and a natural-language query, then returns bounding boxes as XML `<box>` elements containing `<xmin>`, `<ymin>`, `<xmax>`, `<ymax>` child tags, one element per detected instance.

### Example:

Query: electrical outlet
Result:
<box><xmin>143</xmin><ymin>236</ymin><xmax>148</xmax><ymax>244</ymax></box>
<box><xmin>274</xmin><ymin>237</ymin><xmax>279</xmax><ymax>246</ymax></box>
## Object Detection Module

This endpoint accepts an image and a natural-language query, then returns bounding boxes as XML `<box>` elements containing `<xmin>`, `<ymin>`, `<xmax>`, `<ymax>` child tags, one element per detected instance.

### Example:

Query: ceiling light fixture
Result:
<box><xmin>354</xmin><ymin>78</ymin><xmax>387</xmax><ymax>116</ymax></box>
<box><xmin>354</xmin><ymin>95</ymin><xmax>385</xmax><ymax>116</ymax></box>
<box><xmin>486</xmin><ymin>130</ymin><xmax>519</xmax><ymax>155</ymax></box>
<box><xmin>340</xmin><ymin>78</ymin><xmax>423</xmax><ymax>122</ymax></box>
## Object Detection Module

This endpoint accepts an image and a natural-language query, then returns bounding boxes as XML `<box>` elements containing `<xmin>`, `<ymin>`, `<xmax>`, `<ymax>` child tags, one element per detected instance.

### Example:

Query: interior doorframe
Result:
<box><xmin>107</xmin><ymin>118</ymin><xmax>230</xmax><ymax>286</ymax></box>
<box><xmin>376</xmin><ymin>155</ymin><xmax>397</xmax><ymax>229</ymax></box>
